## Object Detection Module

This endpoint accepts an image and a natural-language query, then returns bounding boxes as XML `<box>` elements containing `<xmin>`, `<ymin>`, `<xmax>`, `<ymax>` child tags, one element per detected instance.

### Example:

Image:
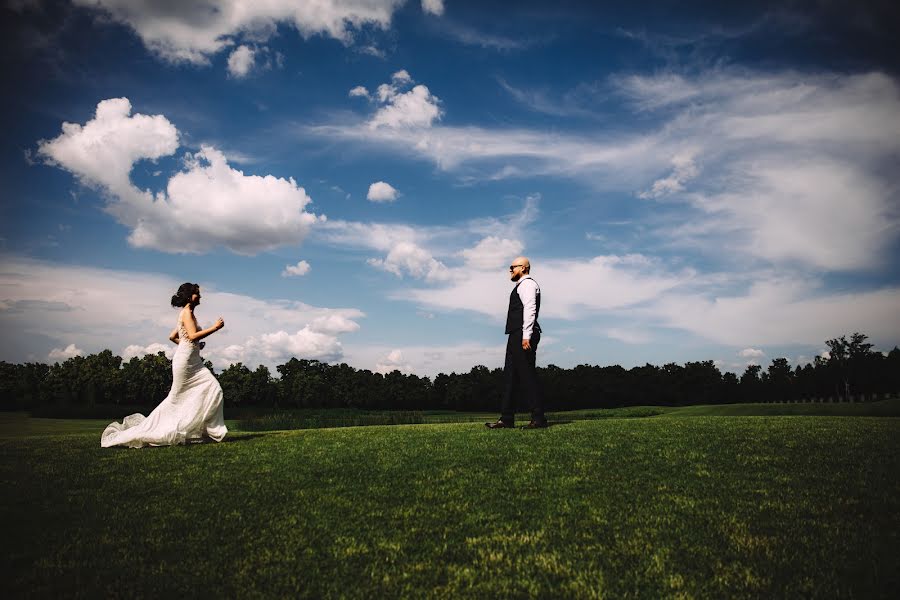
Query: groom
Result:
<box><xmin>486</xmin><ymin>256</ymin><xmax>547</xmax><ymax>429</ymax></box>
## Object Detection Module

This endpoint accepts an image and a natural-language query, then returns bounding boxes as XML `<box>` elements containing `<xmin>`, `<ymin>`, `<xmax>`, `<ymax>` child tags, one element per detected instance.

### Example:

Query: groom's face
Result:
<box><xmin>509</xmin><ymin>263</ymin><xmax>526</xmax><ymax>281</ymax></box>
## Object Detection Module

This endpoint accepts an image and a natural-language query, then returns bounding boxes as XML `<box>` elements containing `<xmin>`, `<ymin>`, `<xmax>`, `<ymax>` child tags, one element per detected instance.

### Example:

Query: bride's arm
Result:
<box><xmin>181</xmin><ymin>308</ymin><xmax>224</xmax><ymax>342</ymax></box>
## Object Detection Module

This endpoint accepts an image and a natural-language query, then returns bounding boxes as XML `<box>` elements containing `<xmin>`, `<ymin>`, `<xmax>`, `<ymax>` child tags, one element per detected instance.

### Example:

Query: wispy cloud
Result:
<box><xmin>310</xmin><ymin>69</ymin><xmax>900</xmax><ymax>274</ymax></box>
<box><xmin>437</xmin><ymin>21</ymin><xmax>533</xmax><ymax>51</ymax></box>
<box><xmin>497</xmin><ymin>78</ymin><xmax>607</xmax><ymax>118</ymax></box>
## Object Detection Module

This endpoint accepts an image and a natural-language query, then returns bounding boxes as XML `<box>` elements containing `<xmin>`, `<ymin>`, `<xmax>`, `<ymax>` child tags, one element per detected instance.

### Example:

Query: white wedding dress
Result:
<box><xmin>101</xmin><ymin>316</ymin><xmax>228</xmax><ymax>448</ymax></box>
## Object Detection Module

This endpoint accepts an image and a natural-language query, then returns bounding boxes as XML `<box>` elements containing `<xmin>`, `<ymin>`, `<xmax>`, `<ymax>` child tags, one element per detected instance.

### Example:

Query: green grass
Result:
<box><xmin>1</xmin><ymin>414</ymin><xmax>898</xmax><ymax>598</ymax></box>
<box><xmin>660</xmin><ymin>397</ymin><xmax>900</xmax><ymax>417</ymax></box>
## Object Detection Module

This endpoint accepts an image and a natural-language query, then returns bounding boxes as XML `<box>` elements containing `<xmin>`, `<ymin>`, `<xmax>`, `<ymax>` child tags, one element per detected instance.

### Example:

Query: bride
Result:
<box><xmin>101</xmin><ymin>283</ymin><xmax>228</xmax><ymax>448</ymax></box>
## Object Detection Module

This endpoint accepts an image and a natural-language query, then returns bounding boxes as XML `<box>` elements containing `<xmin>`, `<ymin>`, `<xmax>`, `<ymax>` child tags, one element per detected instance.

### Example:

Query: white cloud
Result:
<box><xmin>391</xmin><ymin>69</ymin><xmax>412</xmax><ymax>84</ymax></box>
<box><xmin>365</xmin><ymin>71</ymin><xmax>443</xmax><ymax>129</ymax></box>
<box><xmin>359</xmin><ymin>45</ymin><xmax>386</xmax><ymax>59</ymax></box>
<box><xmin>212</xmin><ymin>311</ymin><xmax>364</xmax><ymax>368</ymax></box>
<box><xmin>309</xmin><ymin>314</ymin><xmax>361</xmax><ymax>334</ymax></box>
<box><xmin>282</xmin><ymin>260</ymin><xmax>311</xmax><ymax>277</ymax></box>
<box><xmin>371</xmin><ymin>84</ymin><xmax>442</xmax><ymax>129</ymax></box>
<box><xmin>122</xmin><ymin>342</ymin><xmax>174</xmax><ymax>361</ymax></box>
<box><xmin>649</xmin><ymin>278</ymin><xmax>900</xmax><ymax>346</ymax></box>
<box><xmin>638</xmin><ymin>151</ymin><xmax>699</xmax><ymax>199</ymax></box>
<box><xmin>683</xmin><ymin>158</ymin><xmax>895</xmax><ymax>271</ymax></box>
<box><xmin>135</xmin><ymin>145</ymin><xmax>320</xmax><ymax>254</ymax></box>
<box><xmin>223</xmin><ymin>327</ymin><xmax>347</xmax><ymax>367</ymax></box>
<box><xmin>73</xmin><ymin>0</ymin><xmax>405</xmax><ymax>64</ymax></box>
<box><xmin>375</xmin><ymin>349</ymin><xmax>414</xmax><ymax>374</ymax></box>
<box><xmin>349</xmin><ymin>85</ymin><xmax>370</xmax><ymax>98</ymax></box>
<box><xmin>227</xmin><ymin>45</ymin><xmax>255</xmax><ymax>78</ymax></box>
<box><xmin>367</xmin><ymin>181</ymin><xmax>399</xmax><ymax>202</ymax></box>
<box><xmin>48</xmin><ymin>344</ymin><xmax>83</xmax><ymax>362</ymax></box>
<box><xmin>421</xmin><ymin>0</ymin><xmax>444</xmax><ymax>17</ymax></box>
<box><xmin>367</xmin><ymin>242</ymin><xmax>449</xmax><ymax>281</ymax></box>
<box><xmin>459</xmin><ymin>236</ymin><xmax>523</xmax><ymax>270</ymax></box>
<box><xmin>37</xmin><ymin>97</ymin><xmax>179</xmax><ymax>199</ymax></box>
<box><xmin>439</xmin><ymin>22</ymin><xmax>529</xmax><ymax>51</ymax></box>
<box><xmin>312</xmin><ymin>117</ymin><xmax>660</xmax><ymax>176</ymax></box>
<box><xmin>37</xmin><ymin>99</ymin><xmax>323</xmax><ymax>255</ymax></box>
<box><xmin>738</xmin><ymin>348</ymin><xmax>765</xmax><ymax>358</ymax></box>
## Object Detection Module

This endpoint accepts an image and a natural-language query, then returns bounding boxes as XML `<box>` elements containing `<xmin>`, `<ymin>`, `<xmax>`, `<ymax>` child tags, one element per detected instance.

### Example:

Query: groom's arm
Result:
<box><xmin>168</xmin><ymin>328</ymin><xmax>180</xmax><ymax>344</ymax></box>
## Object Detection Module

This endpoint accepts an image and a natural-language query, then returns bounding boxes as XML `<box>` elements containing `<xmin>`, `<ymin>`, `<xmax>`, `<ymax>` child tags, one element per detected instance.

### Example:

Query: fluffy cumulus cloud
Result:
<box><xmin>226</xmin><ymin>328</ymin><xmax>345</xmax><ymax>365</ymax></box>
<box><xmin>37</xmin><ymin>97</ymin><xmax>178</xmax><ymax>198</ymax></box>
<box><xmin>215</xmin><ymin>312</ymin><xmax>362</xmax><ymax>367</ymax></box>
<box><xmin>134</xmin><ymin>145</ymin><xmax>319</xmax><ymax>254</ymax></box>
<box><xmin>122</xmin><ymin>342</ymin><xmax>173</xmax><ymax>361</ymax></box>
<box><xmin>226</xmin><ymin>44</ymin><xmax>256</xmax><ymax>78</ymax></box>
<box><xmin>48</xmin><ymin>344</ymin><xmax>83</xmax><ymax>362</ymax></box>
<box><xmin>375</xmin><ymin>349</ymin><xmax>414</xmax><ymax>374</ymax></box>
<box><xmin>73</xmin><ymin>0</ymin><xmax>405</xmax><ymax>64</ymax></box>
<box><xmin>349</xmin><ymin>85</ymin><xmax>369</xmax><ymax>98</ymax></box>
<box><xmin>739</xmin><ymin>348</ymin><xmax>766</xmax><ymax>358</ymax></box>
<box><xmin>367</xmin><ymin>181</ymin><xmax>399</xmax><ymax>202</ymax></box>
<box><xmin>37</xmin><ymin>98</ymin><xmax>322</xmax><ymax>255</ymax></box>
<box><xmin>0</xmin><ymin>256</ymin><xmax>364</xmax><ymax>370</ymax></box>
<box><xmin>282</xmin><ymin>260</ymin><xmax>311</xmax><ymax>277</ymax></box>
<box><xmin>421</xmin><ymin>0</ymin><xmax>444</xmax><ymax>17</ymax></box>
<box><xmin>366</xmin><ymin>70</ymin><xmax>443</xmax><ymax>129</ymax></box>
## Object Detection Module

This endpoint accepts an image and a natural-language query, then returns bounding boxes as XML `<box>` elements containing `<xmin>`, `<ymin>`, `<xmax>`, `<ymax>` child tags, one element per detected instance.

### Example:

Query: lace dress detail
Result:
<box><xmin>179</xmin><ymin>319</ymin><xmax>198</xmax><ymax>347</ymax></box>
<box><xmin>101</xmin><ymin>314</ymin><xmax>227</xmax><ymax>448</ymax></box>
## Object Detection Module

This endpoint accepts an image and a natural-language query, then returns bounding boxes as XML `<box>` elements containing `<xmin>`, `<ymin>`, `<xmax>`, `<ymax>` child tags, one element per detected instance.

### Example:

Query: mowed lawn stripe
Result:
<box><xmin>1</xmin><ymin>417</ymin><xmax>898</xmax><ymax>598</ymax></box>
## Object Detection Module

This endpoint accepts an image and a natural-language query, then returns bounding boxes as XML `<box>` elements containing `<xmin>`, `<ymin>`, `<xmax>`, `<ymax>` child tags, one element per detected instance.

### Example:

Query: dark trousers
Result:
<box><xmin>500</xmin><ymin>332</ymin><xmax>544</xmax><ymax>423</ymax></box>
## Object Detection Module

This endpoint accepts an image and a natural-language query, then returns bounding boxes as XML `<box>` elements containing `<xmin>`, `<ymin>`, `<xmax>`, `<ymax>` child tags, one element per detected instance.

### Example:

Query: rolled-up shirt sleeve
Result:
<box><xmin>517</xmin><ymin>278</ymin><xmax>539</xmax><ymax>340</ymax></box>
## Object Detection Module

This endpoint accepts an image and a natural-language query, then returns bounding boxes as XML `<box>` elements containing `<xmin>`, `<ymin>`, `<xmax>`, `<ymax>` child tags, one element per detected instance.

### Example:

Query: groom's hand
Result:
<box><xmin>522</xmin><ymin>338</ymin><xmax>531</xmax><ymax>351</ymax></box>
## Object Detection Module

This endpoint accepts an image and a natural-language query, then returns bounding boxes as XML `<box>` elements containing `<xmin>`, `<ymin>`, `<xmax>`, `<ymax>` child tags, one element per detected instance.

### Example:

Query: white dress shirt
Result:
<box><xmin>516</xmin><ymin>275</ymin><xmax>540</xmax><ymax>341</ymax></box>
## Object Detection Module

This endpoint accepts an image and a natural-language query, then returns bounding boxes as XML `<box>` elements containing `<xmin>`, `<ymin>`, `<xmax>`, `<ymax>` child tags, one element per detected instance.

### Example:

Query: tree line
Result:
<box><xmin>1</xmin><ymin>333</ymin><xmax>897</xmax><ymax>415</ymax></box>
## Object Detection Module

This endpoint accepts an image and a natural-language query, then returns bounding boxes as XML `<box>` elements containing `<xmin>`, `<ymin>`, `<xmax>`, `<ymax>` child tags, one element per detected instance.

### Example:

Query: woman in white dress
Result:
<box><xmin>101</xmin><ymin>283</ymin><xmax>228</xmax><ymax>448</ymax></box>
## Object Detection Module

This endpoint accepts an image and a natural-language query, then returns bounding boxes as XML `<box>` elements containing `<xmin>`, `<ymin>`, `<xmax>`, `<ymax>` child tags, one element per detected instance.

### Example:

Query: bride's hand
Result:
<box><xmin>214</xmin><ymin>317</ymin><xmax>225</xmax><ymax>331</ymax></box>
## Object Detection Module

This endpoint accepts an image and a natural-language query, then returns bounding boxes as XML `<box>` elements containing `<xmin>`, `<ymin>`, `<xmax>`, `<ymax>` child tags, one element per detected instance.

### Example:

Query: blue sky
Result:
<box><xmin>2</xmin><ymin>0</ymin><xmax>899</xmax><ymax>376</ymax></box>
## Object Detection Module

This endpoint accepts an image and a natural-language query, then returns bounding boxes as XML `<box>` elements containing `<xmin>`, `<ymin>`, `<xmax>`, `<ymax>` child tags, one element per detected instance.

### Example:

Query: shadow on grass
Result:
<box><xmin>222</xmin><ymin>432</ymin><xmax>272</xmax><ymax>443</ymax></box>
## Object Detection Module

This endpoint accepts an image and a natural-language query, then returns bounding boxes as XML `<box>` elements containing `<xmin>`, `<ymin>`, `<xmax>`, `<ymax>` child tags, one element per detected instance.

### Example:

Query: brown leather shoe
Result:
<box><xmin>521</xmin><ymin>420</ymin><xmax>549</xmax><ymax>429</ymax></box>
<box><xmin>485</xmin><ymin>420</ymin><xmax>515</xmax><ymax>429</ymax></box>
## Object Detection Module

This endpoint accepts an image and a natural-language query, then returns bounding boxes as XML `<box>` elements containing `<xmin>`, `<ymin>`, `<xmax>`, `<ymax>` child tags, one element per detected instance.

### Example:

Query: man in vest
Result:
<box><xmin>486</xmin><ymin>256</ymin><xmax>547</xmax><ymax>429</ymax></box>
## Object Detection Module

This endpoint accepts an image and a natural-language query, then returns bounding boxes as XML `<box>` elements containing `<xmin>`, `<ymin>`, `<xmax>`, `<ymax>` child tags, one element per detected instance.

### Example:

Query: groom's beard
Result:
<box><xmin>511</xmin><ymin>273</ymin><xmax>522</xmax><ymax>281</ymax></box>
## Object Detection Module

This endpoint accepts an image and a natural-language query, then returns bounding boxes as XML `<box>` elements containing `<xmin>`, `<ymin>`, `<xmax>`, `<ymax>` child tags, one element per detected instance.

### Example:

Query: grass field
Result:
<box><xmin>2</xmin><ymin>410</ymin><xmax>898</xmax><ymax>598</ymax></box>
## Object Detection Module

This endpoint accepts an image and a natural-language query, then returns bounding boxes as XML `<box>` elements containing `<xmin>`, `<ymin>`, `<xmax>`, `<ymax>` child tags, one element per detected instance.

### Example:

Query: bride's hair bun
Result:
<box><xmin>171</xmin><ymin>282</ymin><xmax>199</xmax><ymax>307</ymax></box>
